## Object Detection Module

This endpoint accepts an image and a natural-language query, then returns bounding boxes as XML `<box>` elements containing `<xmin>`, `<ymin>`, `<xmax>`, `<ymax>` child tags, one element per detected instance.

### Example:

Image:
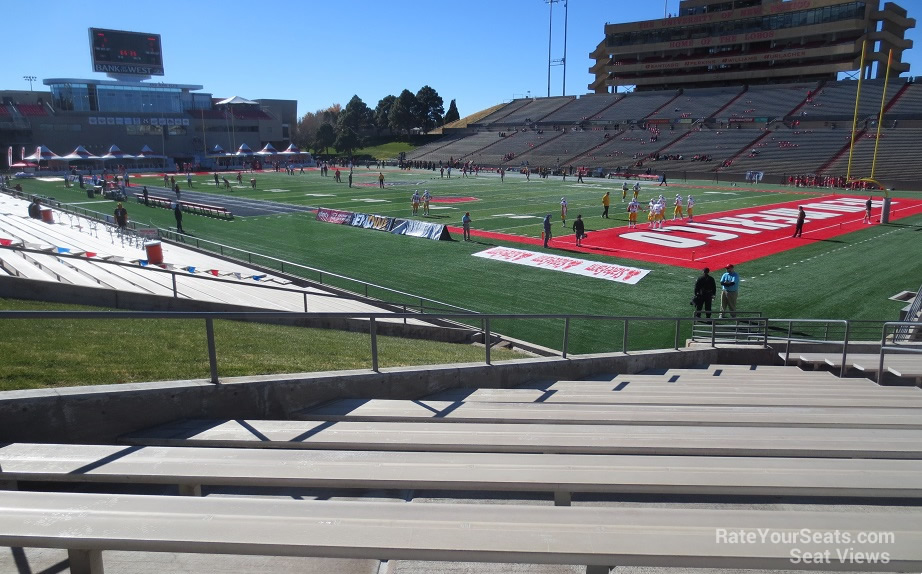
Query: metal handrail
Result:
<box><xmin>895</xmin><ymin>282</ymin><xmax>922</xmax><ymax>342</ymax></box>
<box><xmin>768</xmin><ymin>318</ymin><xmax>850</xmax><ymax>376</ymax></box>
<box><xmin>0</xmin><ymin>310</ymin><xmax>711</xmax><ymax>382</ymax></box>
<box><xmin>879</xmin><ymin>321</ymin><xmax>922</xmax><ymax>381</ymax></box>
<box><xmin>155</xmin><ymin>230</ymin><xmax>478</xmax><ymax>315</ymax></box>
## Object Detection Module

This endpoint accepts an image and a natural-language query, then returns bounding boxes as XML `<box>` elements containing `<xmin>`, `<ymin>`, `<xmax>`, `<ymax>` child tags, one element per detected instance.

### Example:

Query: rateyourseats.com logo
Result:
<box><xmin>715</xmin><ymin>528</ymin><xmax>895</xmax><ymax>565</ymax></box>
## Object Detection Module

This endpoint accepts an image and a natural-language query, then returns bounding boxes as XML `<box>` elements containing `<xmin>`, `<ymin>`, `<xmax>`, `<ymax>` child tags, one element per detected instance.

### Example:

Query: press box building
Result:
<box><xmin>590</xmin><ymin>0</ymin><xmax>915</xmax><ymax>92</ymax></box>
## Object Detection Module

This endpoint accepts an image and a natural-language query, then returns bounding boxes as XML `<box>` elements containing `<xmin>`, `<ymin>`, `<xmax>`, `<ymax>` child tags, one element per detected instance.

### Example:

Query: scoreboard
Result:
<box><xmin>89</xmin><ymin>28</ymin><xmax>164</xmax><ymax>76</ymax></box>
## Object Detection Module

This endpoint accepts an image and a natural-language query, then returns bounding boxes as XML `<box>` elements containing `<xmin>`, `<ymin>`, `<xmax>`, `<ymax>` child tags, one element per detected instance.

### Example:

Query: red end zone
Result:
<box><xmin>449</xmin><ymin>195</ymin><xmax>922</xmax><ymax>269</ymax></box>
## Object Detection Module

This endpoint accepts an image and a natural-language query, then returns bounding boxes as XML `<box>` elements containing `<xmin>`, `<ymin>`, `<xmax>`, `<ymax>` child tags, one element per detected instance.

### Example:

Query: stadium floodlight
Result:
<box><xmin>545</xmin><ymin>0</ymin><xmax>568</xmax><ymax>98</ymax></box>
<box><xmin>23</xmin><ymin>75</ymin><xmax>36</xmax><ymax>91</ymax></box>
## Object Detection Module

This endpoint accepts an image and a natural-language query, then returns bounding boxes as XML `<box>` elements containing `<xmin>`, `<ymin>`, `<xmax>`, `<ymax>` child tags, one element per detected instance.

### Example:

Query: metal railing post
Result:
<box><xmin>172</xmin><ymin>273</ymin><xmax>178</xmax><ymax>298</ymax></box>
<box><xmin>711</xmin><ymin>319</ymin><xmax>717</xmax><ymax>347</ymax></box>
<box><xmin>370</xmin><ymin>318</ymin><xmax>379</xmax><ymax>372</ymax></box>
<box><xmin>205</xmin><ymin>318</ymin><xmax>218</xmax><ymax>384</ymax></box>
<box><xmin>840</xmin><ymin>321</ymin><xmax>850</xmax><ymax>378</ymax></box>
<box><xmin>303</xmin><ymin>292</ymin><xmax>308</xmax><ymax>312</ymax></box>
<box><xmin>622</xmin><ymin>319</ymin><xmax>629</xmax><ymax>353</ymax></box>
<box><xmin>484</xmin><ymin>318</ymin><xmax>491</xmax><ymax>365</ymax></box>
<box><xmin>762</xmin><ymin>318</ymin><xmax>768</xmax><ymax>347</ymax></box>
<box><xmin>878</xmin><ymin>324</ymin><xmax>887</xmax><ymax>383</ymax></box>
<box><xmin>562</xmin><ymin>317</ymin><xmax>570</xmax><ymax>358</ymax></box>
<box><xmin>674</xmin><ymin>318</ymin><xmax>680</xmax><ymax>350</ymax></box>
<box><xmin>784</xmin><ymin>321</ymin><xmax>793</xmax><ymax>364</ymax></box>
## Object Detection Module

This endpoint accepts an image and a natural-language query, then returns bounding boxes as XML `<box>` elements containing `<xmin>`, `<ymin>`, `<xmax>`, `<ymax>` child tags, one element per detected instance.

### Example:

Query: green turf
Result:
<box><xmin>0</xmin><ymin>298</ymin><xmax>522</xmax><ymax>391</ymax></box>
<box><xmin>14</xmin><ymin>169</ymin><xmax>922</xmax><ymax>354</ymax></box>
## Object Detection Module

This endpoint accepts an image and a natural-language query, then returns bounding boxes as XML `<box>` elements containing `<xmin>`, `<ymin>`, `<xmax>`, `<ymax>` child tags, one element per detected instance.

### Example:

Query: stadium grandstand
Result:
<box><xmin>1</xmin><ymin>82</ymin><xmax>299</xmax><ymax>172</ymax></box>
<box><xmin>3</xmin><ymin>3</ymin><xmax>922</xmax><ymax>573</ymax></box>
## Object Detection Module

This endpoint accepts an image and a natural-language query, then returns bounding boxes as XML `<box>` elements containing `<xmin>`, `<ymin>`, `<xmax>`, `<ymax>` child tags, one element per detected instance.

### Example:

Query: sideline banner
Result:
<box><xmin>316</xmin><ymin>208</ymin><xmax>354</xmax><ymax>224</ymax></box>
<box><xmin>473</xmin><ymin>246</ymin><xmax>650</xmax><ymax>285</ymax></box>
<box><xmin>350</xmin><ymin>213</ymin><xmax>395</xmax><ymax>232</ymax></box>
<box><xmin>391</xmin><ymin>219</ymin><xmax>448</xmax><ymax>240</ymax></box>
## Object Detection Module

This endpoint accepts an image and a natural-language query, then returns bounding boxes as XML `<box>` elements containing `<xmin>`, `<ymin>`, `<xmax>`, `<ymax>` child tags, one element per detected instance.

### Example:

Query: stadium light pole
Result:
<box><xmin>23</xmin><ymin>75</ymin><xmax>36</xmax><ymax>91</ymax></box>
<box><xmin>546</xmin><ymin>0</ymin><xmax>559</xmax><ymax>98</ymax></box>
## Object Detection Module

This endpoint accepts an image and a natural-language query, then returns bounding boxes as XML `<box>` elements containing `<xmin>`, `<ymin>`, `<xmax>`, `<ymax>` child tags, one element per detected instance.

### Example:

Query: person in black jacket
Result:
<box><xmin>693</xmin><ymin>267</ymin><xmax>717</xmax><ymax>319</ymax></box>
<box><xmin>172</xmin><ymin>201</ymin><xmax>184</xmax><ymax>234</ymax></box>
<box><xmin>572</xmin><ymin>214</ymin><xmax>585</xmax><ymax>247</ymax></box>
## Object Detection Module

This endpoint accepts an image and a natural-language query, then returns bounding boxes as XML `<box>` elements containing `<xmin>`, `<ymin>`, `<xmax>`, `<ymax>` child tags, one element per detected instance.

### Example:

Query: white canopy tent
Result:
<box><xmin>60</xmin><ymin>146</ymin><xmax>101</xmax><ymax>162</ymax></box>
<box><xmin>24</xmin><ymin>145</ymin><xmax>62</xmax><ymax>162</ymax></box>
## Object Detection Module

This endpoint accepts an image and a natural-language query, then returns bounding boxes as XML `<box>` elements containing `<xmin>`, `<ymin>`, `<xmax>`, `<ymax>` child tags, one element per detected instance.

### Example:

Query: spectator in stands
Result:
<box><xmin>602</xmin><ymin>192</ymin><xmax>610</xmax><ymax>219</ymax></box>
<box><xmin>572</xmin><ymin>215</ymin><xmax>585</xmax><ymax>247</ymax></box>
<box><xmin>693</xmin><ymin>267</ymin><xmax>717</xmax><ymax>319</ymax></box>
<box><xmin>792</xmin><ymin>206</ymin><xmax>806</xmax><ymax>237</ymax></box>
<box><xmin>462</xmin><ymin>212</ymin><xmax>472</xmax><ymax>242</ymax></box>
<box><xmin>719</xmin><ymin>264</ymin><xmax>740</xmax><ymax>318</ymax></box>
<box><xmin>28</xmin><ymin>198</ymin><xmax>41</xmax><ymax>219</ymax></box>
<box><xmin>114</xmin><ymin>202</ymin><xmax>128</xmax><ymax>230</ymax></box>
<box><xmin>543</xmin><ymin>215</ymin><xmax>552</xmax><ymax>248</ymax></box>
<box><xmin>173</xmin><ymin>201</ymin><xmax>184</xmax><ymax>234</ymax></box>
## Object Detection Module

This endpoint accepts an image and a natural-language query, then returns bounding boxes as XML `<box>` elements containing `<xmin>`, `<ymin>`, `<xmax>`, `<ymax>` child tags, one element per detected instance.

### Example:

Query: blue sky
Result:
<box><xmin>7</xmin><ymin>1</ymin><xmax>921</xmax><ymax>119</ymax></box>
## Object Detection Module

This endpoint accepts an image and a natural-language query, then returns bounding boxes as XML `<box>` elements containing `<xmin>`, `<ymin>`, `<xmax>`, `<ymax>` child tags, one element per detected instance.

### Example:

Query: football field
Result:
<box><xmin>19</xmin><ymin>167</ymin><xmax>922</xmax><ymax>353</ymax></box>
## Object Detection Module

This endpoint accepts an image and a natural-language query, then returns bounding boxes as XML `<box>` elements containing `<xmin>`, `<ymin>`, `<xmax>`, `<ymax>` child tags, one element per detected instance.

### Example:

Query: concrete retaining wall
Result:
<box><xmin>0</xmin><ymin>346</ymin><xmax>775</xmax><ymax>445</ymax></box>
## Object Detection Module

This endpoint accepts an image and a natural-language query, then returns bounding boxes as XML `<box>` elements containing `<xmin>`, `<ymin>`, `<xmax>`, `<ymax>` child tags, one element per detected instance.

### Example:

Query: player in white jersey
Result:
<box><xmin>627</xmin><ymin>198</ymin><xmax>640</xmax><ymax>228</ymax></box>
<box><xmin>422</xmin><ymin>190</ymin><xmax>431</xmax><ymax>215</ymax></box>
<box><xmin>560</xmin><ymin>197</ymin><xmax>568</xmax><ymax>227</ymax></box>
<box><xmin>652</xmin><ymin>200</ymin><xmax>665</xmax><ymax>229</ymax></box>
<box><xmin>647</xmin><ymin>199</ymin><xmax>656</xmax><ymax>227</ymax></box>
<box><xmin>633</xmin><ymin>181</ymin><xmax>641</xmax><ymax>199</ymax></box>
<box><xmin>673</xmin><ymin>193</ymin><xmax>684</xmax><ymax>220</ymax></box>
<box><xmin>687</xmin><ymin>195</ymin><xmax>696</xmax><ymax>222</ymax></box>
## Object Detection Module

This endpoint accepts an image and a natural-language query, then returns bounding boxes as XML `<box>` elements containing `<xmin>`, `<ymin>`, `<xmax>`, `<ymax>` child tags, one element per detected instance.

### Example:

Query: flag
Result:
<box><xmin>6</xmin><ymin>147</ymin><xmax>11</xmax><ymax>169</ymax></box>
<box><xmin>21</xmin><ymin>147</ymin><xmax>25</xmax><ymax>161</ymax></box>
<box><xmin>139</xmin><ymin>260</ymin><xmax>149</xmax><ymax>266</ymax></box>
<box><xmin>252</xmin><ymin>274</ymin><xmax>265</xmax><ymax>281</ymax></box>
<box><xmin>56</xmin><ymin>247</ymin><xmax>70</xmax><ymax>254</ymax></box>
<box><xmin>209</xmin><ymin>269</ymin><xmax>219</xmax><ymax>276</ymax></box>
<box><xmin>85</xmin><ymin>252</ymin><xmax>97</xmax><ymax>258</ymax></box>
<box><xmin>233</xmin><ymin>272</ymin><xmax>242</xmax><ymax>280</ymax></box>
<box><xmin>185</xmin><ymin>266</ymin><xmax>196</xmax><ymax>273</ymax></box>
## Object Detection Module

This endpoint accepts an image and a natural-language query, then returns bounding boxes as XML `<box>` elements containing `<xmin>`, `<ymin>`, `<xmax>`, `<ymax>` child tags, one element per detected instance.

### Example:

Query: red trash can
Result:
<box><xmin>40</xmin><ymin>207</ymin><xmax>54</xmax><ymax>224</ymax></box>
<box><xmin>144</xmin><ymin>241</ymin><xmax>164</xmax><ymax>264</ymax></box>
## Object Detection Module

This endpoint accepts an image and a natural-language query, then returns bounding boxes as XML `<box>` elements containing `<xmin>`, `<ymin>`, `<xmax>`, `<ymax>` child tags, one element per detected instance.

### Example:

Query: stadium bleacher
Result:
<box><xmin>0</xmin><ymin>193</ymin><xmax>447</xmax><ymax>322</ymax></box>
<box><xmin>4</xmin><ymin>363</ymin><xmax>922</xmax><ymax>573</ymax></box>
<box><xmin>719</xmin><ymin>82</ymin><xmax>817</xmax><ymax>120</ymax></box>
<box><xmin>541</xmin><ymin>93</ymin><xmax>624</xmax><ymax>124</ymax></box>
